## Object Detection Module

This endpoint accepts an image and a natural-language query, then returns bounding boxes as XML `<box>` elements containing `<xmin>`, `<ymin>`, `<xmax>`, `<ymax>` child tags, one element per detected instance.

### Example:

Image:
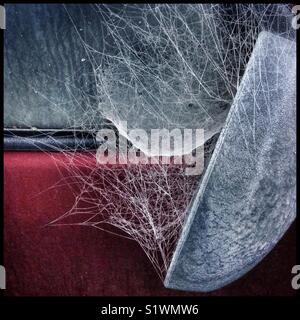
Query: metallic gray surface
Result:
<box><xmin>4</xmin><ymin>4</ymin><xmax>294</xmax><ymax>130</ymax></box>
<box><xmin>165</xmin><ymin>32</ymin><xmax>296</xmax><ymax>292</ymax></box>
<box><xmin>4</xmin><ymin>4</ymin><xmax>103</xmax><ymax>129</ymax></box>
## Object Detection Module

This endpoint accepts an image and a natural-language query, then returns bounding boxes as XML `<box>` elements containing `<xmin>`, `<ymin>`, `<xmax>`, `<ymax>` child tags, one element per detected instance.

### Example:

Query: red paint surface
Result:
<box><xmin>4</xmin><ymin>151</ymin><xmax>296</xmax><ymax>296</ymax></box>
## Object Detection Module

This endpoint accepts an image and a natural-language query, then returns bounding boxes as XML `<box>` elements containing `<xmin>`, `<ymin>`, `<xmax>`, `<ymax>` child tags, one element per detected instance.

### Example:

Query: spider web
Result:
<box><xmin>5</xmin><ymin>4</ymin><xmax>295</xmax><ymax>281</ymax></box>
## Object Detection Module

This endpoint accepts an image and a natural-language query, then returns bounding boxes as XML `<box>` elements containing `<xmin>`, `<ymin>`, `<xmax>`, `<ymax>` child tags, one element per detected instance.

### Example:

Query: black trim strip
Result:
<box><xmin>4</xmin><ymin>129</ymin><xmax>100</xmax><ymax>151</ymax></box>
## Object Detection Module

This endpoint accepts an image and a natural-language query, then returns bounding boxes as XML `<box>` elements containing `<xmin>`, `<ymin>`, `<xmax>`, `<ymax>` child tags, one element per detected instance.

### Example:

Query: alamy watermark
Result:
<box><xmin>96</xmin><ymin>122</ymin><xmax>204</xmax><ymax>176</ymax></box>
<box><xmin>0</xmin><ymin>5</ymin><xmax>5</xmax><ymax>29</ymax></box>
<box><xmin>292</xmin><ymin>5</ymin><xmax>300</xmax><ymax>30</ymax></box>
<box><xmin>291</xmin><ymin>265</ymin><xmax>300</xmax><ymax>290</ymax></box>
<box><xmin>0</xmin><ymin>265</ymin><xmax>5</xmax><ymax>289</ymax></box>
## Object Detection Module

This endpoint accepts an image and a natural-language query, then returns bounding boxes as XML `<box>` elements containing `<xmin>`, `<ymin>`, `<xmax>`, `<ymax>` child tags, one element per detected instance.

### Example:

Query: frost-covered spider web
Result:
<box><xmin>65</xmin><ymin>3</ymin><xmax>294</xmax><ymax>155</ymax></box>
<box><xmin>47</xmin><ymin>153</ymin><xmax>208</xmax><ymax>279</ymax></box>
<box><xmin>5</xmin><ymin>4</ymin><xmax>295</xmax><ymax>281</ymax></box>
